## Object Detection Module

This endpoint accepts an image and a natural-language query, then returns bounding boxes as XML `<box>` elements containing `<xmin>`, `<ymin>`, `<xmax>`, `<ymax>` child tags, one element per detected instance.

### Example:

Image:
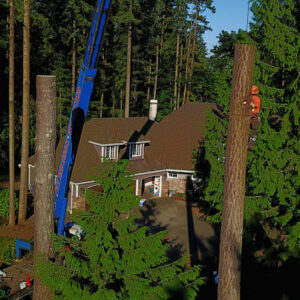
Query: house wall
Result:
<box><xmin>167</xmin><ymin>178</ymin><xmax>187</xmax><ymax>194</ymax></box>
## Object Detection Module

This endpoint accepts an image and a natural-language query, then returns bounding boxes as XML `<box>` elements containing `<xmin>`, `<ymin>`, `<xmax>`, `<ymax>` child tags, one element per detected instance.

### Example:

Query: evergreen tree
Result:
<box><xmin>36</xmin><ymin>160</ymin><xmax>204</xmax><ymax>299</ymax></box>
<box><xmin>197</xmin><ymin>0</ymin><xmax>299</xmax><ymax>264</ymax></box>
<box><xmin>245</xmin><ymin>0</ymin><xmax>300</xmax><ymax>264</ymax></box>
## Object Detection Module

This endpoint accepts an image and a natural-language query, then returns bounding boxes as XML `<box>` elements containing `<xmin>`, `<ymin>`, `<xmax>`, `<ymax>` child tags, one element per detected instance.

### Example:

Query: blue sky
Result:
<box><xmin>203</xmin><ymin>0</ymin><xmax>253</xmax><ymax>52</ymax></box>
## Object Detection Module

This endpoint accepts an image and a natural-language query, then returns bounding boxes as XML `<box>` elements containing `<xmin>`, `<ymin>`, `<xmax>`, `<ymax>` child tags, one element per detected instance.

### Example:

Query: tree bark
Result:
<box><xmin>99</xmin><ymin>91</ymin><xmax>104</xmax><ymax>118</ymax></box>
<box><xmin>18</xmin><ymin>0</ymin><xmax>30</xmax><ymax>224</ymax></box>
<box><xmin>173</xmin><ymin>32</ymin><xmax>180</xmax><ymax>110</ymax></box>
<box><xmin>177</xmin><ymin>42</ymin><xmax>183</xmax><ymax>108</ymax></box>
<box><xmin>33</xmin><ymin>75</ymin><xmax>56</xmax><ymax>300</ymax></box>
<box><xmin>8</xmin><ymin>0</ymin><xmax>15</xmax><ymax>226</ymax></box>
<box><xmin>125</xmin><ymin>0</ymin><xmax>132</xmax><ymax>118</ymax></box>
<box><xmin>182</xmin><ymin>17</ymin><xmax>193</xmax><ymax>105</ymax></box>
<box><xmin>153</xmin><ymin>40</ymin><xmax>159</xmax><ymax>100</ymax></box>
<box><xmin>147</xmin><ymin>60</ymin><xmax>151</xmax><ymax>102</ymax></box>
<box><xmin>187</xmin><ymin>4</ymin><xmax>198</xmax><ymax>103</ymax></box>
<box><xmin>120</xmin><ymin>89</ymin><xmax>123</xmax><ymax>118</ymax></box>
<box><xmin>217</xmin><ymin>44</ymin><xmax>256</xmax><ymax>300</ymax></box>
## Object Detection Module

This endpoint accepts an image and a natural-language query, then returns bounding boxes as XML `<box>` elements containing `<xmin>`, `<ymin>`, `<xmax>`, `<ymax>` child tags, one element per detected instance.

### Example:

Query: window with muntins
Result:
<box><xmin>131</xmin><ymin>144</ymin><xmax>141</xmax><ymax>157</ymax></box>
<box><xmin>104</xmin><ymin>146</ymin><xmax>115</xmax><ymax>159</ymax></box>
<box><xmin>168</xmin><ymin>172</ymin><xmax>178</xmax><ymax>178</ymax></box>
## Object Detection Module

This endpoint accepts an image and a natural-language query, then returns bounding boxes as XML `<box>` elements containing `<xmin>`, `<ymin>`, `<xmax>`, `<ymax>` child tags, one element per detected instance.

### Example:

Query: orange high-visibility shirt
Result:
<box><xmin>251</xmin><ymin>95</ymin><xmax>261</xmax><ymax>114</ymax></box>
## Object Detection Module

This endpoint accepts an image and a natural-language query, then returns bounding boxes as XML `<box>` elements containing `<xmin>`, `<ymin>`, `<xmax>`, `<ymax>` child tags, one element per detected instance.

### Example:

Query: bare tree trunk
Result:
<box><xmin>173</xmin><ymin>32</ymin><xmax>180</xmax><ymax>111</ymax></box>
<box><xmin>99</xmin><ymin>91</ymin><xmax>104</xmax><ymax>118</ymax></box>
<box><xmin>8</xmin><ymin>0</ymin><xmax>15</xmax><ymax>226</ymax></box>
<box><xmin>71</xmin><ymin>20</ymin><xmax>76</xmax><ymax>100</ymax></box>
<box><xmin>18</xmin><ymin>0</ymin><xmax>30</xmax><ymax>224</ymax></box>
<box><xmin>182</xmin><ymin>20</ymin><xmax>192</xmax><ymax>105</ymax></box>
<box><xmin>59</xmin><ymin>92</ymin><xmax>62</xmax><ymax>139</ymax></box>
<box><xmin>187</xmin><ymin>5</ymin><xmax>198</xmax><ymax>103</ymax></box>
<box><xmin>112</xmin><ymin>92</ymin><xmax>115</xmax><ymax>117</ymax></box>
<box><xmin>153</xmin><ymin>41</ymin><xmax>159</xmax><ymax>100</ymax></box>
<box><xmin>177</xmin><ymin>42</ymin><xmax>183</xmax><ymax>108</ymax></box>
<box><xmin>125</xmin><ymin>0</ymin><xmax>132</xmax><ymax>118</ymax></box>
<box><xmin>217</xmin><ymin>44</ymin><xmax>256</xmax><ymax>300</ymax></box>
<box><xmin>120</xmin><ymin>89</ymin><xmax>123</xmax><ymax>118</ymax></box>
<box><xmin>34</xmin><ymin>75</ymin><xmax>56</xmax><ymax>300</ymax></box>
<box><xmin>146</xmin><ymin>60</ymin><xmax>151</xmax><ymax>102</ymax></box>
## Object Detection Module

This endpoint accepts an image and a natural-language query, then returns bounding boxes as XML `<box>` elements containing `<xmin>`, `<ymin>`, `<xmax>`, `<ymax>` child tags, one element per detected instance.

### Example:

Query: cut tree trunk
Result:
<box><xmin>8</xmin><ymin>0</ymin><xmax>15</xmax><ymax>226</ymax></box>
<box><xmin>33</xmin><ymin>75</ymin><xmax>56</xmax><ymax>300</ymax></box>
<box><xmin>18</xmin><ymin>0</ymin><xmax>30</xmax><ymax>224</ymax></box>
<box><xmin>217</xmin><ymin>44</ymin><xmax>256</xmax><ymax>300</ymax></box>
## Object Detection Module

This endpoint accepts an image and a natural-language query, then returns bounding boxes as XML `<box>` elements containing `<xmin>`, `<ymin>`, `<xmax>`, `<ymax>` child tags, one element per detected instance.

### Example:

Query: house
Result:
<box><xmin>28</xmin><ymin>101</ymin><xmax>215</xmax><ymax>212</ymax></box>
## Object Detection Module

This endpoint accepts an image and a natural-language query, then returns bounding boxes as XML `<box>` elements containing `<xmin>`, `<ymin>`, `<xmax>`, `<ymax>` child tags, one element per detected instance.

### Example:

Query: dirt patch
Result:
<box><xmin>0</xmin><ymin>217</ymin><xmax>34</xmax><ymax>241</ymax></box>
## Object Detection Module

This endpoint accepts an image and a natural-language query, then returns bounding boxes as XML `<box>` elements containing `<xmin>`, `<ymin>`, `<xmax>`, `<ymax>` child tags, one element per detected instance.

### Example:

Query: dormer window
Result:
<box><xmin>88</xmin><ymin>141</ymin><xmax>127</xmax><ymax>162</ymax></box>
<box><xmin>104</xmin><ymin>146</ymin><xmax>116</xmax><ymax>159</ymax></box>
<box><xmin>131</xmin><ymin>144</ymin><xmax>141</xmax><ymax>157</ymax></box>
<box><xmin>127</xmin><ymin>141</ymin><xmax>150</xmax><ymax>160</ymax></box>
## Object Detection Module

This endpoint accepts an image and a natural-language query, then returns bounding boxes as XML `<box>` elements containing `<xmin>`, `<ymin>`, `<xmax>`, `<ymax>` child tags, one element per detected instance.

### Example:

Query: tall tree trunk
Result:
<box><xmin>217</xmin><ymin>45</ymin><xmax>255</xmax><ymax>300</ymax></box>
<box><xmin>153</xmin><ymin>40</ymin><xmax>159</xmax><ymax>100</ymax></box>
<box><xmin>8</xmin><ymin>0</ymin><xmax>15</xmax><ymax>226</ymax></box>
<box><xmin>99</xmin><ymin>91</ymin><xmax>104</xmax><ymax>118</ymax></box>
<box><xmin>34</xmin><ymin>75</ymin><xmax>56</xmax><ymax>300</ymax></box>
<box><xmin>187</xmin><ymin>5</ymin><xmax>198</xmax><ymax>103</ymax></box>
<box><xmin>59</xmin><ymin>92</ymin><xmax>62</xmax><ymax>139</ymax></box>
<box><xmin>173</xmin><ymin>32</ymin><xmax>180</xmax><ymax>111</ymax></box>
<box><xmin>182</xmin><ymin>19</ymin><xmax>193</xmax><ymax>105</ymax></box>
<box><xmin>112</xmin><ymin>92</ymin><xmax>115</xmax><ymax>117</ymax></box>
<box><xmin>18</xmin><ymin>0</ymin><xmax>30</xmax><ymax>224</ymax></box>
<box><xmin>125</xmin><ymin>0</ymin><xmax>132</xmax><ymax>118</ymax></box>
<box><xmin>147</xmin><ymin>60</ymin><xmax>151</xmax><ymax>102</ymax></box>
<box><xmin>120</xmin><ymin>89</ymin><xmax>123</xmax><ymax>117</ymax></box>
<box><xmin>177</xmin><ymin>42</ymin><xmax>183</xmax><ymax>108</ymax></box>
<box><xmin>71</xmin><ymin>20</ymin><xmax>76</xmax><ymax>100</ymax></box>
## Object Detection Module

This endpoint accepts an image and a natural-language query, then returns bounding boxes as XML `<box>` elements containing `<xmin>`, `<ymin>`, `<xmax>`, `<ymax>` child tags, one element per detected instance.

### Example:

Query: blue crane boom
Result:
<box><xmin>54</xmin><ymin>0</ymin><xmax>111</xmax><ymax>235</ymax></box>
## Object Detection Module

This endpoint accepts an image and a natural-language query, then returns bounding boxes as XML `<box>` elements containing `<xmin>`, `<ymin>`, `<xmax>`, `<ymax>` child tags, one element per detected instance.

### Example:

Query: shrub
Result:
<box><xmin>0</xmin><ymin>237</ymin><xmax>16</xmax><ymax>266</ymax></box>
<box><xmin>0</xmin><ymin>189</ymin><xmax>18</xmax><ymax>218</ymax></box>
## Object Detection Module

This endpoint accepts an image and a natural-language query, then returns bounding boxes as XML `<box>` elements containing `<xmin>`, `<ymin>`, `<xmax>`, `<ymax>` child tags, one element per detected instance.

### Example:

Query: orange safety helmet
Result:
<box><xmin>251</xmin><ymin>85</ymin><xmax>259</xmax><ymax>95</ymax></box>
<box><xmin>251</xmin><ymin>95</ymin><xmax>261</xmax><ymax>114</ymax></box>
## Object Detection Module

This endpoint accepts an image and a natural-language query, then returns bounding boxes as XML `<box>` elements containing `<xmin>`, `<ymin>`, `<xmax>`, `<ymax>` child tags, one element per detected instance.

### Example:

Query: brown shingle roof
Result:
<box><xmin>30</xmin><ymin>102</ymin><xmax>216</xmax><ymax>183</ymax></box>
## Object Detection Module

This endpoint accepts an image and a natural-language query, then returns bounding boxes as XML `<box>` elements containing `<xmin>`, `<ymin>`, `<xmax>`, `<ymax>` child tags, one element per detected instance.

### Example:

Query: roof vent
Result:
<box><xmin>149</xmin><ymin>99</ymin><xmax>158</xmax><ymax>121</ymax></box>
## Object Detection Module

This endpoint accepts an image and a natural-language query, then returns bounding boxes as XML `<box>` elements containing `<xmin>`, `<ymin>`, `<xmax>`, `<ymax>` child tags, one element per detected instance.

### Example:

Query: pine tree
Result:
<box><xmin>244</xmin><ymin>0</ymin><xmax>300</xmax><ymax>264</ymax></box>
<box><xmin>36</xmin><ymin>160</ymin><xmax>204</xmax><ymax>299</ymax></box>
<box><xmin>197</xmin><ymin>0</ymin><xmax>299</xmax><ymax>264</ymax></box>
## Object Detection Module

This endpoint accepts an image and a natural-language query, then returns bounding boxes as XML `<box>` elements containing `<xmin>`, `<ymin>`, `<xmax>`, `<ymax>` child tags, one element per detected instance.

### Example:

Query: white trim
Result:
<box><xmin>76</xmin><ymin>184</ymin><xmax>79</xmax><ymax>197</ymax></box>
<box><xmin>134</xmin><ymin>169</ymin><xmax>194</xmax><ymax>177</ymax></box>
<box><xmin>86</xmin><ymin>184</ymin><xmax>99</xmax><ymax>189</ymax></box>
<box><xmin>159</xmin><ymin>176</ymin><xmax>162</xmax><ymax>197</ymax></box>
<box><xmin>75</xmin><ymin>180</ymin><xmax>95</xmax><ymax>185</ymax></box>
<box><xmin>135</xmin><ymin>179</ymin><xmax>139</xmax><ymax>196</ymax></box>
<box><xmin>70</xmin><ymin>183</ymin><xmax>74</xmax><ymax>213</ymax></box>
<box><xmin>89</xmin><ymin>140</ymin><xmax>126</xmax><ymax>147</ymax></box>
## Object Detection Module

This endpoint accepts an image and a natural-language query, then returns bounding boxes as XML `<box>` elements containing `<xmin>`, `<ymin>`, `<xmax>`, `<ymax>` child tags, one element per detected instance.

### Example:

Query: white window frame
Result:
<box><xmin>104</xmin><ymin>145</ymin><xmax>116</xmax><ymax>160</ymax></box>
<box><xmin>131</xmin><ymin>143</ymin><xmax>142</xmax><ymax>157</ymax></box>
<box><xmin>167</xmin><ymin>172</ymin><xmax>178</xmax><ymax>179</ymax></box>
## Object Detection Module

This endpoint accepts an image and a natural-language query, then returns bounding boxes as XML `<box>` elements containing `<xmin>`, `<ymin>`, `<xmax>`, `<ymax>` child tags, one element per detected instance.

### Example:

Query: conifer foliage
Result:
<box><xmin>196</xmin><ymin>0</ymin><xmax>299</xmax><ymax>264</ymax></box>
<box><xmin>36</xmin><ymin>160</ymin><xmax>204</xmax><ymax>299</ymax></box>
